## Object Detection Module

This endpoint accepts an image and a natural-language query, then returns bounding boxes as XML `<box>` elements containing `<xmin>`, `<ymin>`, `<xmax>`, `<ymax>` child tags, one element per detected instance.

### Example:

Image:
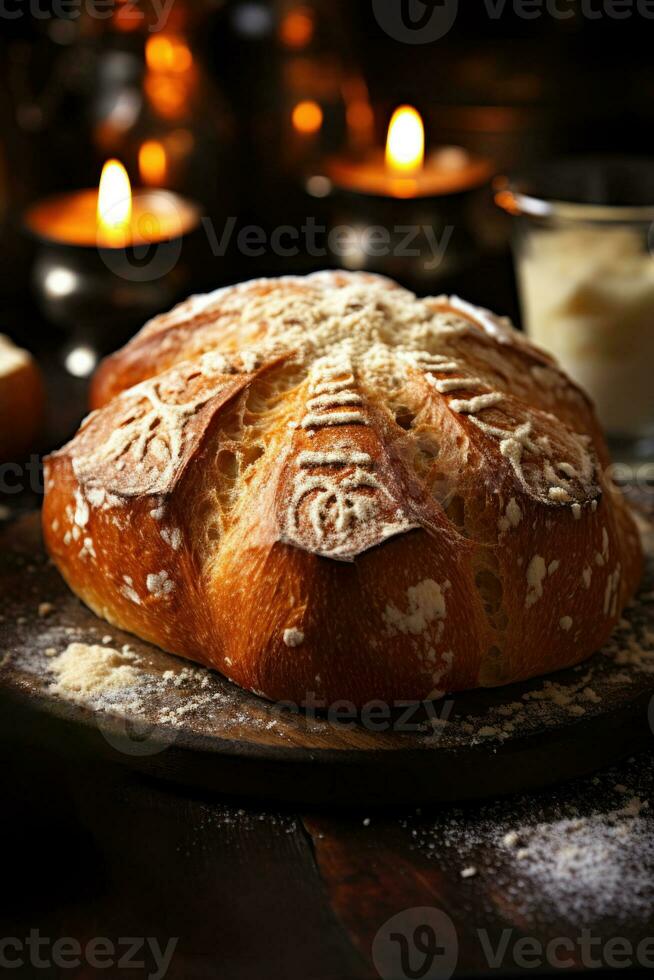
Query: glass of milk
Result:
<box><xmin>496</xmin><ymin>158</ymin><xmax>654</xmax><ymax>458</ymax></box>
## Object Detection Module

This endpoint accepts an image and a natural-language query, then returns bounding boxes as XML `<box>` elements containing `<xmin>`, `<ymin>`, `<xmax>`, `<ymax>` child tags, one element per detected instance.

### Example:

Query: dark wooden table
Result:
<box><xmin>1</xmin><ymin>702</ymin><xmax>653</xmax><ymax>979</ymax></box>
<box><xmin>2</xmin><ymin>282</ymin><xmax>654</xmax><ymax>980</ymax></box>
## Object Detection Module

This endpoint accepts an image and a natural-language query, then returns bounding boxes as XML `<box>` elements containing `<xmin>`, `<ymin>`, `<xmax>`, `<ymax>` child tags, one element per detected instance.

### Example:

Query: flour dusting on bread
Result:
<box><xmin>42</xmin><ymin>272</ymin><xmax>643</xmax><ymax>705</ymax></box>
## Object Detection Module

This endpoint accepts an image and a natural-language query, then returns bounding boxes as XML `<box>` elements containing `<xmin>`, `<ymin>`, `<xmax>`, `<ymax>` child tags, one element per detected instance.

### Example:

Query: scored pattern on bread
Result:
<box><xmin>43</xmin><ymin>272</ymin><xmax>643</xmax><ymax>705</ymax></box>
<box><xmin>401</xmin><ymin>346</ymin><xmax>598</xmax><ymax>507</ymax></box>
<box><xmin>68</xmin><ymin>350</ymin><xmax>288</xmax><ymax>498</ymax></box>
<box><xmin>277</xmin><ymin>350</ymin><xmax>422</xmax><ymax>560</ymax></box>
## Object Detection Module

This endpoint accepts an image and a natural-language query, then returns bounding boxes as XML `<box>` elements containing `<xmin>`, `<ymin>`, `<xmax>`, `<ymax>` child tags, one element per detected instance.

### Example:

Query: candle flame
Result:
<box><xmin>139</xmin><ymin>140</ymin><xmax>167</xmax><ymax>186</ymax></box>
<box><xmin>385</xmin><ymin>106</ymin><xmax>424</xmax><ymax>175</ymax></box>
<box><xmin>97</xmin><ymin>159</ymin><xmax>132</xmax><ymax>243</ymax></box>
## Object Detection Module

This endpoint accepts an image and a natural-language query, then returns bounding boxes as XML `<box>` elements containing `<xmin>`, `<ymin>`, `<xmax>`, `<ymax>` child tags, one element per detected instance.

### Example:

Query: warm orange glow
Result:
<box><xmin>144</xmin><ymin>36</ymin><xmax>194</xmax><ymax>121</ymax></box>
<box><xmin>342</xmin><ymin>77</ymin><xmax>375</xmax><ymax>150</ymax></box>
<box><xmin>145</xmin><ymin>74</ymin><xmax>189</xmax><ymax>120</ymax></box>
<box><xmin>385</xmin><ymin>106</ymin><xmax>425</xmax><ymax>175</ymax></box>
<box><xmin>97</xmin><ymin>159</ymin><xmax>132</xmax><ymax>243</ymax></box>
<box><xmin>280</xmin><ymin>8</ymin><xmax>314</xmax><ymax>48</ymax></box>
<box><xmin>145</xmin><ymin>35</ymin><xmax>193</xmax><ymax>73</ymax></box>
<box><xmin>139</xmin><ymin>140</ymin><xmax>167</xmax><ymax>186</ymax></box>
<box><xmin>167</xmin><ymin>128</ymin><xmax>194</xmax><ymax>157</ymax></box>
<box><xmin>113</xmin><ymin>2</ymin><xmax>142</xmax><ymax>32</ymax></box>
<box><xmin>347</xmin><ymin>100</ymin><xmax>374</xmax><ymax>138</ymax></box>
<box><xmin>292</xmin><ymin>100</ymin><xmax>323</xmax><ymax>135</ymax></box>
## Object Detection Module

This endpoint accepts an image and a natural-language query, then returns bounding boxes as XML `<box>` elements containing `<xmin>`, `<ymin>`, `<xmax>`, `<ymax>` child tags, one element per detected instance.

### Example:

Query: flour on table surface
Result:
<box><xmin>400</xmin><ymin>755</ymin><xmax>654</xmax><ymax>927</ymax></box>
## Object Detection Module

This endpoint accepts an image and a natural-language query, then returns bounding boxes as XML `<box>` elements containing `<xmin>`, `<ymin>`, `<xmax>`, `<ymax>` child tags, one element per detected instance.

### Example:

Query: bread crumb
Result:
<box><xmin>460</xmin><ymin>866</ymin><xmax>477</xmax><ymax>878</ymax></box>
<box><xmin>38</xmin><ymin>602</ymin><xmax>55</xmax><ymax>618</ymax></box>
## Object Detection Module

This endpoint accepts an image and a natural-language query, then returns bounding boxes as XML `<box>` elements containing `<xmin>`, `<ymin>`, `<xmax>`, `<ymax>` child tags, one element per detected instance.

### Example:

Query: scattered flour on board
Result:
<box><xmin>47</xmin><ymin>643</ymin><xmax>142</xmax><ymax>698</ymax></box>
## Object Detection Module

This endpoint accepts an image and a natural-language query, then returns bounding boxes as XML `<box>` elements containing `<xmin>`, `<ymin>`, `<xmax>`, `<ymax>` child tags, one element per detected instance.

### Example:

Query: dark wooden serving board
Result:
<box><xmin>2</xmin><ymin>512</ymin><xmax>654</xmax><ymax>807</ymax></box>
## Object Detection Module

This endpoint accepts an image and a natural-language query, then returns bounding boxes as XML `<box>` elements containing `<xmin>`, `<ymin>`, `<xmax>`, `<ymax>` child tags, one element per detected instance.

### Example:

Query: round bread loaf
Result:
<box><xmin>43</xmin><ymin>272</ymin><xmax>643</xmax><ymax>706</ymax></box>
<box><xmin>0</xmin><ymin>334</ymin><xmax>44</xmax><ymax>463</ymax></box>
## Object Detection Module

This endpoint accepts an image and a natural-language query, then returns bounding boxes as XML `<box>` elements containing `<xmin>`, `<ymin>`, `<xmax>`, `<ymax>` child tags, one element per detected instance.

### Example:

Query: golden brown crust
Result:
<box><xmin>43</xmin><ymin>272</ymin><xmax>643</xmax><ymax>706</ymax></box>
<box><xmin>0</xmin><ymin>336</ymin><xmax>44</xmax><ymax>463</ymax></box>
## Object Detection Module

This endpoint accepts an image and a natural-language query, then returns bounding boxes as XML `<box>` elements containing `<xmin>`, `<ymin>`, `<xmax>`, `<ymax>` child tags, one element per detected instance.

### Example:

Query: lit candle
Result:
<box><xmin>23</xmin><ymin>159</ymin><xmax>202</xmax><ymax>350</ymax></box>
<box><xmin>385</xmin><ymin>105</ymin><xmax>424</xmax><ymax>175</ymax></box>
<box><xmin>24</xmin><ymin>158</ymin><xmax>199</xmax><ymax>248</ymax></box>
<box><xmin>97</xmin><ymin>159</ymin><xmax>132</xmax><ymax>246</ymax></box>
<box><xmin>325</xmin><ymin>105</ymin><xmax>492</xmax><ymax>199</ymax></box>
<box><xmin>309</xmin><ymin>107</ymin><xmax>494</xmax><ymax>287</ymax></box>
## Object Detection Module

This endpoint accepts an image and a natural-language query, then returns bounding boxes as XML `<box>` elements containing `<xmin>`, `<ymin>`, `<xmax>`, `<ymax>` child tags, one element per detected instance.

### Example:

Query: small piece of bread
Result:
<box><xmin>43</xmin><ymin>272</ymin><xmax>643</xmax><ymax>706</ymax></box>
<box><xmin>0</xmin><ymin>334</ymin><xmax>44</xmax><ymax>462</ymax></box>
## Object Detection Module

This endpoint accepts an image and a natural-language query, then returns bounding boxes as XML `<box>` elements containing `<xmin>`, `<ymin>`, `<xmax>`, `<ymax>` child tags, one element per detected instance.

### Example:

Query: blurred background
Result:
<box><xmin>1</xmin><ymin>0</ymin><xmax>654</xmax><ymax>459</ymax></box>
